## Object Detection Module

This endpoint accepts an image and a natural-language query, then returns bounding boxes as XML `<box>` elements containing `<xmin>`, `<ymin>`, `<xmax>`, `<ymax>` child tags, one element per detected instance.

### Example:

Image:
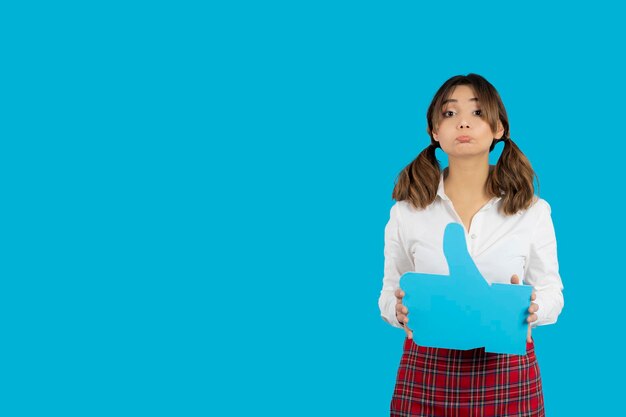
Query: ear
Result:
<box><xmin>494</xmin><ymin>122</ymin><xmax>505</xmax><ymax>140</ymax></box>
<box><xmin>431</xmin><ymin>129</ymin><xmax>439</xmax><ymax>141</ymax></box>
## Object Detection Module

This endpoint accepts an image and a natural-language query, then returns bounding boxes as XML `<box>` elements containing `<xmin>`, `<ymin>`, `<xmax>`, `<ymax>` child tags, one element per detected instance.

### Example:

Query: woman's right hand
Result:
<box><xmin>395</xmin><ymin>289</ymin><xmax>413</xmax><ymax>339</ymax></box>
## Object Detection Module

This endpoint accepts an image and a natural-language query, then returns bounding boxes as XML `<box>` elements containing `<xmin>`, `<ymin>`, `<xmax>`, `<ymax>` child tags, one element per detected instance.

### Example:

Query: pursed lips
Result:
<box><xmin>456</xmin><ymin>135</ymin><xmax>472</xmax><ymax>143</ymax></box>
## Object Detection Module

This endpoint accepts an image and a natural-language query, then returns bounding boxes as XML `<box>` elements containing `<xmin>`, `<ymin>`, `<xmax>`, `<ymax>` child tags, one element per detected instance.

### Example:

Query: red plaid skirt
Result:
<box><xmin>391</xmin><ymin>338</ymin><xmax>544</xmax><ymax>417</ymax></box>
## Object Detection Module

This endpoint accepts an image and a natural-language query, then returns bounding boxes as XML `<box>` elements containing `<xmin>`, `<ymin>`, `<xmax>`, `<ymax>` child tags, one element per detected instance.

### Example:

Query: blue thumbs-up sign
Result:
<box><xmin>399</xmin><ymin>223</ymin><xmax>533</xmax><ymax>355</ymax></box>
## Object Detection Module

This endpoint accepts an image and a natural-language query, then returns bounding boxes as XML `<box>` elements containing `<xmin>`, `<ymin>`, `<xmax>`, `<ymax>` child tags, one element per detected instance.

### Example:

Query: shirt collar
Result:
<box><xmin>436</xmin><ymin>174</ymin><xmax>450</xmax><ymax>201</ymax></box>
<box><xmin>435</xmin><ymin>171</ymin><xmax>502</xmax><ymax>210</ymax></box>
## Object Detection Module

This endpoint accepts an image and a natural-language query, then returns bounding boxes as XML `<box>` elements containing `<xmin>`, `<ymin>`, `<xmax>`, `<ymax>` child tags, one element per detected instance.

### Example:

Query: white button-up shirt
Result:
<box><xmin>378</xmin><ymin>177</ymin><xmax>564</xmax><ymax>329</ymax></box>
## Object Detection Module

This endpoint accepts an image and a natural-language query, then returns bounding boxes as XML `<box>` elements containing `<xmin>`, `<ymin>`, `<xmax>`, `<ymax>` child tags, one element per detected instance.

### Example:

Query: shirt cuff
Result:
<box><xmin>379</xmin><ymin>290</ymin><xmax>403</xmax><ymax>329</ymax></box>
<box><xmin>531</xmin><ymin>294</ymin><xmax>560</xmax><ymax>327</ymax></box>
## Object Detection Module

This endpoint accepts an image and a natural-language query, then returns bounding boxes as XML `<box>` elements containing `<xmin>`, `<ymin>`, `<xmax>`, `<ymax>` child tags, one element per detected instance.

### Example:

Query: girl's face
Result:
<box><xmin>432</xmin><ymin>85</ymin><xmax>504</xmax><ymax>159</ymax></box>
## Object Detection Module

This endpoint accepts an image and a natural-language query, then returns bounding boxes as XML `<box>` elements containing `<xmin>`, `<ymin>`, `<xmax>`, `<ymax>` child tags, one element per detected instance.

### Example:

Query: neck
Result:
<box><xmin>444</xmin><ymin>157</ymin><xmax>491</xmax><ymax>201</ymax></box>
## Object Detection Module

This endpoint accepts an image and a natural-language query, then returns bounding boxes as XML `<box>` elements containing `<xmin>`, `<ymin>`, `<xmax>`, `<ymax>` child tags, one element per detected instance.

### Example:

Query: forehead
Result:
<box><xmin>442</xmin><ymin>85</ymin><xmax>479</xmax><ymax>105</ymax></box>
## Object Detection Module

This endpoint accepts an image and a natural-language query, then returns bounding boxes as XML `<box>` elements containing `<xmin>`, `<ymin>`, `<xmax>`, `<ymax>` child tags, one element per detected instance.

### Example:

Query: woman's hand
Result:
<box><xmin>510</xmin><ymin>274</ymin><xmax>538</xmax><ymax>343</ymax></box>
<box><xmin>395</xmin><ymin>288</ymin><xmax>413</xmax><ymax>339</ymax></box>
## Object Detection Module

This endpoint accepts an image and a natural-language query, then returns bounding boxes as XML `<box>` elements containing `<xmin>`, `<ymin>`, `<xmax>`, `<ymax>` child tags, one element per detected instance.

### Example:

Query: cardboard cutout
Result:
<box><xmin>400</xmin><ymin>223</ymin><xmax>532</xmax><ymax>355</ymax></box>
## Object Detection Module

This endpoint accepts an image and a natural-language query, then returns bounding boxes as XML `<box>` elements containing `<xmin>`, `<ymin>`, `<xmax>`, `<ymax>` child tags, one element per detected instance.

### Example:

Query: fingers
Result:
<box><xmin>527</xmin><ymin>302</ymin><xmax>539</xmax><ymax>323</ymax></box>
<box><xmin>396</xmin><ymin>312</ymin><xmax>408</xmax><ymax>323</ymax></box>
<box><xmin>395</xmin><ymin>288</ymin><xmax>411</xmax><ymax>338</ymax></box>
<box><xmin>396</xmin><ymin>305</ymin><xmax>409</xmax><ymax>318</ymax></box>
<box><xmin>404</xmin><ymin>325</ymin><xmax>414</xmax><ymax>340</ymax></box>
<box><xmin>527</xmin><ymin>325</ymin><xmax>532</xmax><ymax>343</ymax></box>
<box><xmin>511</xmin><ymin>275</ymin><xmax>538</xmax><ymax>324</ymax></box>
<box><xmin>395</xmin><ymin>288</ymin><xmax>408</xmax><ymax>323</ymax></box>
<box><xmin>513</xmin><ymin>279</ymin><xmax>537</xmax><ymax>327</ymax></box>
<box><xmin>399</xmin><ymin>315</ymin><xmax>413</xmax><ymax>339</ymax></box>
<box><xmin>396</xmin><ymin>303</ymin><xmax>409</xmax><ymax>325</ymax></box>
<box><xmin>395</xmin><ymin>300</ymin><xmax>408</xmax><ymax>313</ymax></box>
<box><xmin>528</xmin><ymin>287</ymin><xmax>537</xmax><ymax>324</ymax></box>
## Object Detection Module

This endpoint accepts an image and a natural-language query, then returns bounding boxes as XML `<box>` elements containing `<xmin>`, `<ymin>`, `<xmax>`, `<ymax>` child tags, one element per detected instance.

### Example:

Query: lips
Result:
<box><xmin>456</xmin><ymin>135</ymin><xmax>472</xmax><ymax>142</ymax></box>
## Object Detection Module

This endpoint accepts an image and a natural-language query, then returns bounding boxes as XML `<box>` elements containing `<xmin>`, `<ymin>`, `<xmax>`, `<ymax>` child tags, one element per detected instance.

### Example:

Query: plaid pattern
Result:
<box><xmin>391</xmin><ymin>338</ymin><xmax>544</xmax><ymax>417</ymax></box>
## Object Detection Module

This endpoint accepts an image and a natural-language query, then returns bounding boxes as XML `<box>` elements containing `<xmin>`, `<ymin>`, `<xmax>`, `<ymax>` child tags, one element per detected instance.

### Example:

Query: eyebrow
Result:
<box><xmin>442</xmin><ymin>97</ymin><xmax>479</xmax><ymax>105</ymax></box>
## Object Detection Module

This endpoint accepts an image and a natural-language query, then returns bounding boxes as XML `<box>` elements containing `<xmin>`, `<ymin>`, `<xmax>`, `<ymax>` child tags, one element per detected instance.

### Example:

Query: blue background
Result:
<box><xmin>1</xmin><ymin>1</ymin><xmax>621</xmax><ymax>415</ymax></box>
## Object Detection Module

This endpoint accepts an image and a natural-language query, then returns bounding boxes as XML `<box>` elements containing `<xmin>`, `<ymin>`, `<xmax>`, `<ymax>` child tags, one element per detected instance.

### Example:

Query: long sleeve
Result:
<box><xmin>378</xmin><ymin>203</ymin><xmax>415</xmax><ymax>328</ymax></box>
<box><xmin>524</xmin><ymin>200</ymin><xmax>565</xmax><ymax>327</ymax></box>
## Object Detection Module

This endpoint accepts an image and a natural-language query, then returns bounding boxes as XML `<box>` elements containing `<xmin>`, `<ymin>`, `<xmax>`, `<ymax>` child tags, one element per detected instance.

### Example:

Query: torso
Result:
<box><xmin>393</xmin><ymin>197</ymin><xmax>545</xmax><ymax>285</ymax></box>
<box><xmin>449</xmin><ymin>197</ymin><xmax>492</xmax><ymax>233</ymax></box>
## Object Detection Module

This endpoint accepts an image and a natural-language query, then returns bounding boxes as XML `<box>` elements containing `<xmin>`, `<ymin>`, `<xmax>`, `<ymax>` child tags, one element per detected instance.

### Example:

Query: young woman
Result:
<box><xmin>378</xmin><ymin>74</ymin><xmax>564</xmax><ymax>416</ymax></box>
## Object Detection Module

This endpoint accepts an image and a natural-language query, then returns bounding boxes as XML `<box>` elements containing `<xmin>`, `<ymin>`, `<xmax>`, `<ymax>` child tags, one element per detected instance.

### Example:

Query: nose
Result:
<box><xmin>458</xmin><ymin>119</ymin><xmax>470</xmax><ymax>129</ymax></box>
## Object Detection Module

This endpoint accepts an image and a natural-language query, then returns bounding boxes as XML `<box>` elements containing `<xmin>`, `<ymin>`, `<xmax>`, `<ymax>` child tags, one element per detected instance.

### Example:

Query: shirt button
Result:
<box><xmin>470</xmin><ymin>234</ymin><xmax>477</xmax><ymax>239</ymax></box>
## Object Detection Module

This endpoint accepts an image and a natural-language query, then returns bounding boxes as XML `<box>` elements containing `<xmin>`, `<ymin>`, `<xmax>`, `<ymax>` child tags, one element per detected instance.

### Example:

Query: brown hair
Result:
<box><xmin>392</xmin><ymin>73</ymin><xmax>536</xmax><ymax>215</ymax></box>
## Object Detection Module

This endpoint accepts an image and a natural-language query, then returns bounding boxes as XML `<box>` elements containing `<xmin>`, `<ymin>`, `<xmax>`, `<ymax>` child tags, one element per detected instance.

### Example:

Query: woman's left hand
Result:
<box><xmin>510</xmin><ymin>274</ymin><xmax>538</xmax><ymax>343</ymax></box>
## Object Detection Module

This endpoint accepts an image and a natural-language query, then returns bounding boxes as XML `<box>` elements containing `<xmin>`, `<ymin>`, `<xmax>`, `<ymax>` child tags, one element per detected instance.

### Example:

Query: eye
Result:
<box><xmin>442</xmin><ymin>110</ymin><xmax>455</xmax><ymax>118</ymax></box>
<box><xmin>473</xmin><ymin>110</ymin><xmax>483</xmax><ymax>116</ymax></box>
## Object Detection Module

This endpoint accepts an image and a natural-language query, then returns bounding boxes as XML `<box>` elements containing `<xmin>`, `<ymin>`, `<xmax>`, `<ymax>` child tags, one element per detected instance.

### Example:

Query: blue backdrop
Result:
<box><xmin>2</xmin><ymin>1</ymin><xmax>621</xmax><ymax>415</ymax></box>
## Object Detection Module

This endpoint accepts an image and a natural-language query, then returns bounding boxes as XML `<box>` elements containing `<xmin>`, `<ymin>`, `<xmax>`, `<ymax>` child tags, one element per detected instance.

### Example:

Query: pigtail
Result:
<box><xmin>487</xmin><ymin>139</ymin><xmax>536</xmax><ymax>215</ymax></box>
<box><xmin>392</xmin><ymin>144</ymin><xmax>441</xmax><ymax>209</ymax></box>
